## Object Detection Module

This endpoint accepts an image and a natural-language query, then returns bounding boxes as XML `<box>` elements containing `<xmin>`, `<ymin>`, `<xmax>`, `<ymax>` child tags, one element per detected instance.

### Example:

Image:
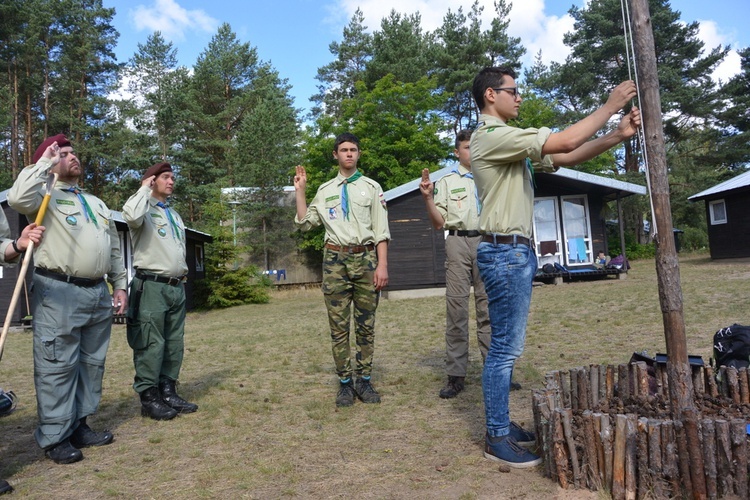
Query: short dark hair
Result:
<box><xmin>472</xmin><ymin>67</ymin><xmax>517</xmax><ymax>111</ymax></box>
<box><xmin>334</xmin><ymin>132</ymin><xmax>360</xmax><ymax>152</ymax></box>
<box><xmin>455</xmin><ymin>129</ymin><xmax>472</xmax><ymax>149</ymax></box>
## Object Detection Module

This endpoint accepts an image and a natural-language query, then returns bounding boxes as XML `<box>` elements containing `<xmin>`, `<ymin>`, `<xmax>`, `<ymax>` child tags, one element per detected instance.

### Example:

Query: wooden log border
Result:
<box><xmin>534</xmin><ymin>362</ymin><xmax>750</xmax><ymax>498</ymax></box>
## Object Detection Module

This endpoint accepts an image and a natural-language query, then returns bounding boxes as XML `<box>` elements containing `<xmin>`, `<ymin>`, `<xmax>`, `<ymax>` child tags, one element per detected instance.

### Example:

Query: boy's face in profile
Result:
<box><xmin>334</xmin><ymin>141</ymin><xmax>360</xmax><ymax>174</ymax></box>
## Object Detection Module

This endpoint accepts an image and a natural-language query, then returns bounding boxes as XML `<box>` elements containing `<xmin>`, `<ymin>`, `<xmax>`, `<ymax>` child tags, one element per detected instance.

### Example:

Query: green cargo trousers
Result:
<box><xmin>322</xmin><ymin>248</ymin><xmax>379</xmax><ymax>381</ymax></box>
<box><xmin>126</xmin><ymin>276</ymin><xmax>186</xmax><ymax>394</ymax></box>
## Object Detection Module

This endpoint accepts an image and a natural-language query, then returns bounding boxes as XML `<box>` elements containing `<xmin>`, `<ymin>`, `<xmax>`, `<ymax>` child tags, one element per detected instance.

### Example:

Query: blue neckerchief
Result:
<box><xmin>156</xmin><ymin>201</ymin><xmax>181</xmax><ymax>240</ymax></box>
<box><xmin>451</xmin><ymin>167</ymin><xmax>481</xmax><ymax>215</ymax></box>
<box><xmin>65</xmin><ymin>186</ymin><xmax>98</xmax><ymax>228</ymax></box>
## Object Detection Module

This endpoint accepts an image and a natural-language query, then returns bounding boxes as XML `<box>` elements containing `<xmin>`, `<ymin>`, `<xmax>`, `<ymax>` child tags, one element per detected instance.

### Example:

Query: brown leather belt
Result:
<box><xmin>35</xmin><ymin>267</ymin><xmax>105</xmax><ymax>287</ymax></box>
<box><xmin>324</xmin><ymin>243</ymin><xmax>375</xmax><ymax>253</ymax></box>
<box><xmin>447</xmin><ymin>230</ymin><xmax>481</xmax><ymax>237</ymax></box>
<box><xmin>481</xmin><ymin>234</ymin><xmax>532</xmax><ymax>247</ymax></box>
<box><xmin>136</xmin><ymin>271</ymin><xmax>186</xmax><ymax>286</ymax></box>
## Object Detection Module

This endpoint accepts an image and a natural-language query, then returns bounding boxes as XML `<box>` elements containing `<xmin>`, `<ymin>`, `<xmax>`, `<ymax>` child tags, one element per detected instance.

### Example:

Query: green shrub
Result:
<box><xmin>680</xmin><ymin>227</ymin><xmax>708</xmax><ymax>252</ymax></box>
<box><xmin>193</xmin><ymin>265</ymin><xmax>271</xmax><ymax>309</ymax></box>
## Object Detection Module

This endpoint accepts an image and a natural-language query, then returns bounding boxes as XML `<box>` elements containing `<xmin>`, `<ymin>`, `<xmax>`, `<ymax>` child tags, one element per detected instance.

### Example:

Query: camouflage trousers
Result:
<box><xmin>322</xmin><ymin>247</ymin><xmax>379</xmax><ymax>381</ymax></box>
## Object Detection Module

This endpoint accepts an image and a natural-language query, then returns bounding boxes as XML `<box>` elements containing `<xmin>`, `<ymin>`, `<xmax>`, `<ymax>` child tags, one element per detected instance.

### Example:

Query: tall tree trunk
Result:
<box><xmin>630</xmin><ymin>0</ymin><xmax>706</xmax><ymax>497</ymax></box>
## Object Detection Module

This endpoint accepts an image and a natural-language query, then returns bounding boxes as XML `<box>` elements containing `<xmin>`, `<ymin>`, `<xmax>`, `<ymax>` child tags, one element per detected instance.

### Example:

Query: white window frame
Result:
<box><xmin>709</xmin><ymin>199</ymin><xmax>727</xmax><ymax>225</ymax></box>
<box><xmin>532</xmin><ymin>196</ymin><xmax>562</xmax><ymax>267</ymax></box>
<box><xmin>560</xmin><ymin>194</ymin><xmax>594</xmax><ymax>266</ymax></box>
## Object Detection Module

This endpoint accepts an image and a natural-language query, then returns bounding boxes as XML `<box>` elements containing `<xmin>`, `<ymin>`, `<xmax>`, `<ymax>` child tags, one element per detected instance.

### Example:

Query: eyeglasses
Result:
<box><xmin>492</xmin><ymin>87</ymin><xmax>520</xmax><ymax>98</ymax></box>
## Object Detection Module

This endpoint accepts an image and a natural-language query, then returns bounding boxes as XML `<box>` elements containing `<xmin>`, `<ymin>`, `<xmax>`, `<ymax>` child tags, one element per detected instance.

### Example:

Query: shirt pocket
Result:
<box><xmin>95</xmin><ymin>208</ymin><xmax>111</xmax><ymax>231</ymax></box>
<box><xmin>324</xmin><ymin>199</ymin><xmax>342</xmax><ymax>221</ymax></box>
<box><xmin>351</xmin><ymin>195</ymin><xmax>372</xmax><ymax>225</ymax></box>
<box><xmin>54</xmin><ymin>203</ymin><xmax>84</xmax><ymax>232</ymax></box>
<box><xmin>448</xmin><ymin>192</ymin><xmax>469</xmax><ymax>212</ymax></box>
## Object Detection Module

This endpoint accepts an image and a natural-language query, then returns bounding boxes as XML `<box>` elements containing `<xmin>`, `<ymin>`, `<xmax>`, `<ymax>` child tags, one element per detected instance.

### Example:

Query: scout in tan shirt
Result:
<box><xmin>294</xmin><ymin>132</ymin><xmax>390</xmax><ymax>407</ymax></box>
<box><xmin>420</xmin><ymin>130</ymin><xmax>490</xmax><ymax>399</ymax></box>
<box><xmin>122</xmin><ymin>162</ymin><xmax>197</xmax><ymax>421</ymax></box>
<box><xmin>8</xmin><ymin>134</ymin><xmax>127</xmax><ymax>465</ymax></box>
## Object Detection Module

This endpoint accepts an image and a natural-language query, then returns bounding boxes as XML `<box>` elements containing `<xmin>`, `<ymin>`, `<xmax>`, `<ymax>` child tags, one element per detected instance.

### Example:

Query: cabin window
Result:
<box><xmin>561</xmin><ymin>195</ymin><xmax>593</xmax><ymax>265</ymax></box>
<box><xmin>709</xmin><ymin>200</ymin><xmax>727</xmax><ymax>225</ymax></box>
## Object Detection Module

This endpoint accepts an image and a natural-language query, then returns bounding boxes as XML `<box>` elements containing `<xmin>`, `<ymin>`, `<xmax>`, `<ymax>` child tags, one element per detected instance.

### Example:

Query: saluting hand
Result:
<box><xmin>41</xmin><ymin>142</ymin><xmax>61</xmax><ymax>166</ymax></box>
<box><xmin>419</xmin><ymin>168</ymin><xmax>433</xmax><ymax>199</ymax></box>
<box><xmin>142</xmin><ymin>175</ymin><xmax>156</xmax><ymax>188</ymax></box>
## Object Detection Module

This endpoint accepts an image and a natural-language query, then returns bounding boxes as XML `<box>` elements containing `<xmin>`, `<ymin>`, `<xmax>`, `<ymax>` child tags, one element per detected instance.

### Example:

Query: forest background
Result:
<box><xmin>1</xmin><ymin>0</ymin><xmax>748</xmax><ymax>307</ymax></box>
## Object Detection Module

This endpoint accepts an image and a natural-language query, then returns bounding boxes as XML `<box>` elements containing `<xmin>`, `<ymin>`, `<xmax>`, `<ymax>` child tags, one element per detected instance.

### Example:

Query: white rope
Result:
<box><xmin>620</xmin><ymin>0</ymin><xmax>658</xmax><ymax>240</ymax></box>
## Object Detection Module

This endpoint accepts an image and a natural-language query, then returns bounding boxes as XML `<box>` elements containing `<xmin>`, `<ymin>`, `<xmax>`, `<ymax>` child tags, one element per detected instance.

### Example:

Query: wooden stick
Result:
<box><xmin>582</xmin><ymin>410</ymin><xmax>600</xmax><ymax>490</ymax></box>
<box><xmin>730</xmin><ymin>419</ymin><xmax>747</xmax><ymax>499</ymax></box>
<box><xmin>727</xmin><ymin>367</ymin><xmax>740</xmax><ymax>404</ymax></box>
<box><xmin>606</xmin><ymin>365</ymin><xmax>616</xmax><ymax>401</ymax></box>
<box><xmin>662</xmin><ymin>420</ymin><xmax>680</xmax><ymax>499</ymax></box>
<box><xmin>715</xmin><ymin>419</ymin><xmax>731</xmax><ymax>498</ymax></box>
<box><xmin>0</xmin><ymin>173</ymin><xmax>57</xmax><ymax>360</ymax></box>
<box><xmin>618</xmin><ymin>364</ymin><xmax>629</xmax><ymax>399</ymax></box>
<box><xmin>648</xmin><ymin>420</ymin><xmax>665</xmax><ymax>498</ymax></box>
<box><xmin>552</xmin><ymin>409</ymin><xmax>569</xmax><ymax>489</ymax></box>
<box><xmin>612</xmin><ymin>414</ymin><xmax>628</xmax><ymax>500</ymax></box>
<box><xmin>701</xmin><ymin>419</ymin><xmax>717</xmax><ymax>500</ymax></box>
<box><xmin>601</xmin><ymin>413</ymin><xmax>614</xmax><ymax>492</ymax></box>
<box><xmin>739</xmin><ymin>368</ymin><xmax>750</xmax><ymax>404</ymax></box>
<box><xmin>705</xmin><ymin>366</ymin><xmax>718</xmax><ymax>398</ymax></box>
<box><xmin>589</xmin><ymin>364</ymin><xmax>599</xmax><ymax>407</ymax></box>
<box><xmin>625</xmin><ymin>414</ymin><xmax>637</xmax><ymax>500</ymax></box>
<box><xmin>636</xmin><ymin>418</ymin><xmax>649</xmax><ymax>500</ymax></box>
<box><xmin>562</xmin><ymin>409</ymin><xmax>582</xmax><ymax>487</ymax></box>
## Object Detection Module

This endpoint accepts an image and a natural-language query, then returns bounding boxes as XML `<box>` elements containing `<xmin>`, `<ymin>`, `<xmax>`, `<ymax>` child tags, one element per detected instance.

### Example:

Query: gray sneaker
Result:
<box><xmin>354</xmin><ymin>378</ymin><xmax>381</xmax><ymax>404</ymax></box>
<box><xmin>336</xmin><ymin>381</ymin><xmax>355</xmax><ymax>407</ymax></box>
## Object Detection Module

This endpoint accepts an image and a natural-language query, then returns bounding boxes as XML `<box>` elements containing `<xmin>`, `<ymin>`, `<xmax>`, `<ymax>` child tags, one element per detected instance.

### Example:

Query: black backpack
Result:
<box><xmin>712</xmin><ymin>324</ymin><xmax>750</xmax><ymax>371</ymax></box>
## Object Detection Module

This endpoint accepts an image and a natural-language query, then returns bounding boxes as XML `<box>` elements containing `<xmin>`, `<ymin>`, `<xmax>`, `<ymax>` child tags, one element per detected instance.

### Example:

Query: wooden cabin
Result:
<box><xmin>688</xmin><ymin>169</ymin><xmax>750</xmax><ymax>259</ymax></box>
<box><xmin>384</xmin><ymin>166</ymin><xmax>647</xmax><ymax>291</ymax></box>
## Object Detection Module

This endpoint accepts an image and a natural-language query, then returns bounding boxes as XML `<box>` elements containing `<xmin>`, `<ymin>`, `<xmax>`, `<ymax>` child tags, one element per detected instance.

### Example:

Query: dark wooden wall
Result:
<box><xmin>0</xmin><ymin>205</ymin><xmax>32</xmax><ymax>326</ymax></box>
<box><xmin>387</xmin><ymin>192</ymin><xmax>446</xmax><ymax>291</ymax></box>
<box><xmin>705</xmin><ymin>192</ymin><xmax>750</xmax><ymax>259</ymax></box>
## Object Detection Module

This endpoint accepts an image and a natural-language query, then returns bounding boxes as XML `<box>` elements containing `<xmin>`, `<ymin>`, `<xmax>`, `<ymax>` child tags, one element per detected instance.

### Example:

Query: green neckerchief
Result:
<box><xmin>340</xmin><ymin>170</ymin><xmax>363</xmax><ymax>221</ymax></box>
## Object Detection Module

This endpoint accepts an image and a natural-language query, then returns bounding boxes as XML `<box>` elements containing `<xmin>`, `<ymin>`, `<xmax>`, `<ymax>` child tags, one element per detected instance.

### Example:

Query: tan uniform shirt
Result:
<box><xmin>295</xmin><ymin>171</ymin><xmax>390</xmax><ymax>246</ymax></box>
<box><xmin>470</xmin><ymin>114</ymin><xmax>556</xmax><ymax>238</ymax></box>
<box><xmin>7</xmin><ymin>158</ymin><xmax>127</xmax><ymax>289</ymax></box>
<box><xmin>122</xmin><ymin>186</ymin><xmax>188</xmax><ymax>277</ymax></box>
<box><xmin>0</xmin><ymin>209</ymin><xmax>19</xmax><ymax>265</ymax></box>
<box><xmin>433</xmin><ymin>165</ymin><xmax>481</xmax><ymax>231</ymax></box>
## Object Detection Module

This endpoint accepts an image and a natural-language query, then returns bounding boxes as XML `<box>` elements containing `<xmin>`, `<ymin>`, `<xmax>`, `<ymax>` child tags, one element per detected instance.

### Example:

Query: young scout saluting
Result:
<box><xmin>122</xmin><ymin>162</ymin><xmax>197</xmax><ymax>421</ymax></box>
<box><xmin>419</xmin><ymin>130</ymin><xmax>491</xmax><ymax>399</ymax></box>
<box><xmin>294</xmin><ymin>132</ymin><xmax>390</xmax><ymax>407</ymax></box>
<box><xmin>8</xmin><ymin>134</ymin><xmax>128</xmax><ymax>464</ymax></box>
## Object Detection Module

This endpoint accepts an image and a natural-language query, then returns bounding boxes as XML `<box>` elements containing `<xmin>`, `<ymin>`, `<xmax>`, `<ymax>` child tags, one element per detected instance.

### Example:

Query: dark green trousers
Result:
<box><xmin>126</xmin><ymin>277</ymin><xmax>187</xmax><ymax>393</ymax></box>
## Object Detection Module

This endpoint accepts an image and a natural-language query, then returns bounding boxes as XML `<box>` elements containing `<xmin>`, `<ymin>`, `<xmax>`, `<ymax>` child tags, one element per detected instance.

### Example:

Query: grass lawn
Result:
<box><xmin>1</xmin><ymin>252</ymin><xmax>748</xmax><ymax>499</ymax></box>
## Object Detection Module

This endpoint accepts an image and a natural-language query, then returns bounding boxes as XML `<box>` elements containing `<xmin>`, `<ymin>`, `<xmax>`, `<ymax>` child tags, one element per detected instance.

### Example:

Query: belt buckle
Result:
<box><xmin>168</xmin><ymin>277</ymin><xmax>179</xmax><ymax>286</ymax></box>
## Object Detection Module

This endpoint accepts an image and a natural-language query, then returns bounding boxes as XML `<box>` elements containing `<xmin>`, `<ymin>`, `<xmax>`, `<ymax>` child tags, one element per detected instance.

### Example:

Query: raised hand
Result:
<box><xmin>419</xmin><ymin>168</ymin><xmax>434</xmax><ymax>198</ymax></box>
<box><xmin>294</xmin><ymin>165</ymin><xmax>307</xmax><ymax>192</ymax></box>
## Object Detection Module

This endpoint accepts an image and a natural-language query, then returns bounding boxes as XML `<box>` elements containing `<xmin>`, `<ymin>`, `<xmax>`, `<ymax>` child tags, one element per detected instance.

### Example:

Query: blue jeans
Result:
<box><xmin>476</xmin><ymin>241</ymin><xmax>537</xmax><ymax>438</ymax></box>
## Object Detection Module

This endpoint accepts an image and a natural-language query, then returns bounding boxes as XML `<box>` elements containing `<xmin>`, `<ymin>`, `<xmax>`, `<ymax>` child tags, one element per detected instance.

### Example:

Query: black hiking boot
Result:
<box><xmin>439</xmin><ymin>376</ymin><xmax>465</xmax><ymax>399</ymax></box>
<box><xmin>140</xmin><ymin>387</ymin><xmax>178</xmax><ymax>420</ymax></box>
<box><xmin>336</xmin><ymin>380</ymin><xmax>355</xmax><ymax>407</ymax></box>
<box><xmin>354</xmin><ymin>377</ymin><xmax>381</xmax><ymax>404</ymax></box>
<box><xmin>70</xmin><ymin>417</ymin><xmax>114</xmax><ymax>448</ymax></box>
<box><xmin>159</xmin><ymin>380</ymin><xmax>198</xmax><ymax>413</ymax></box>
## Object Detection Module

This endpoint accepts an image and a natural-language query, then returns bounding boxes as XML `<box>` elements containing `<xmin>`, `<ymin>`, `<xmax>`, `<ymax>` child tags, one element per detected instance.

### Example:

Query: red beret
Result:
<box><xmin>32</xmin><ymin>134</ymin><xmax>71</xmax><ymax>164</ymax></box>
<box><xmin>142</xmin><ymin>162</ymin><xmax>173</xmax><ymax>180</ymax></box>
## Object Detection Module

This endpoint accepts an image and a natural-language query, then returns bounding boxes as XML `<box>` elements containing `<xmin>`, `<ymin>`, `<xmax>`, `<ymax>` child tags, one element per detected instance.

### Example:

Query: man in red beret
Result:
<box><xmin>7</xmin><ymin>134</ymin><xmax>128</xmax><ymax>464</ymax></box>
<box><xmin>122</xmin><ymin>163</ymin><xmax>197</xmax><ymax>420</ymax></box>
